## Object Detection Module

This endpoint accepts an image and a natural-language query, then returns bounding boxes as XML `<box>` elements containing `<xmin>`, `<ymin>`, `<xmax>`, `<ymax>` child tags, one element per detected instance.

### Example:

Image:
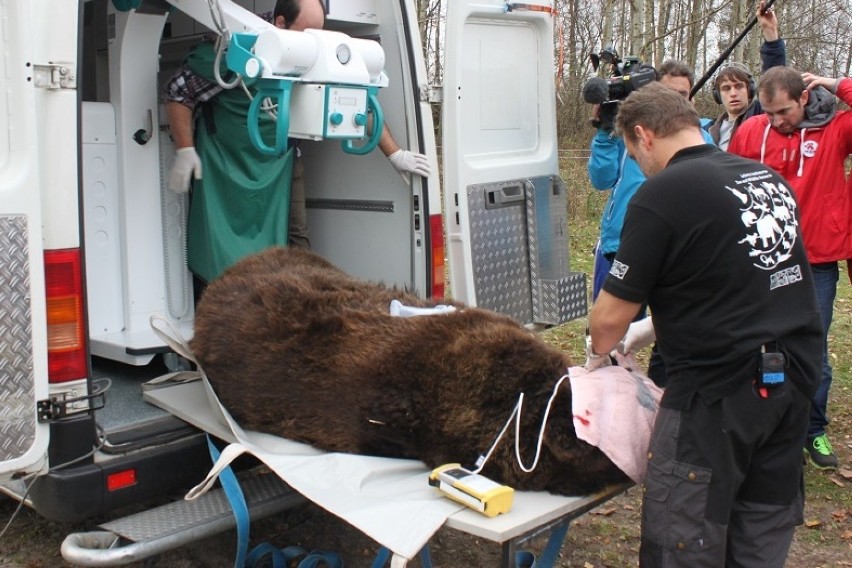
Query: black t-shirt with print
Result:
<box><xmin>603</xmin><ymin>144</ymin><xmax>822</xmax><ymax>409</ymax></box>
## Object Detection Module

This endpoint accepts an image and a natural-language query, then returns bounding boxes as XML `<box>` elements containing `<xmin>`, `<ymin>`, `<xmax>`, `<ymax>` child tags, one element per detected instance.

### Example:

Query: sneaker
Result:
<box><xmin>804</xmin><ymin>434</ymin><xmax>838</xmax><ymax>470</ymax></box>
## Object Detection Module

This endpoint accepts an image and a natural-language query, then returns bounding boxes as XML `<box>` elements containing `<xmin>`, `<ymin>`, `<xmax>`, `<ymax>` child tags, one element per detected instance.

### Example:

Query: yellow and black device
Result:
<box><xmin>428</xmin><ymin>463</ymin><xmax>514</xmax><ymax>517</ymax></box>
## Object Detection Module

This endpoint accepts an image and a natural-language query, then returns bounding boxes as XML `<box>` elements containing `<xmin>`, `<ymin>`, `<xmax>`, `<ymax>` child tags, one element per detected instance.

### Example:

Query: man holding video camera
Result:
<box><xmin>585</xmin><ymin>2</ymin><xmax>784</xmax><ymax>386</ymax></box>
<box><xmin>586</xmin><ymin>60</ymin><xmax>712</xmax><ymax>386</ymax></box>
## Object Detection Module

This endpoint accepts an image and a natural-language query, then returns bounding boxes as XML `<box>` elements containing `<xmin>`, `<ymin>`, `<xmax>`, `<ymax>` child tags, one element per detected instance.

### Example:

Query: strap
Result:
<box><xmin>186</xmin><ymin>442</ymin><xmax>249</xmax><ymax>500</ymax></box>
<box><xmin>298</xmin><ymin>551</ymin><xmax>344</xmax><ymax>567</ymax></box>
<box><xmin>516</xmin><ymin>550</ymin><xmax>536</xmax><ymax>568</ymax></box>
<box><xmin>206</xmin><ymin>436</ymin><xmax>252</xmax><ymax>568</ymax></box>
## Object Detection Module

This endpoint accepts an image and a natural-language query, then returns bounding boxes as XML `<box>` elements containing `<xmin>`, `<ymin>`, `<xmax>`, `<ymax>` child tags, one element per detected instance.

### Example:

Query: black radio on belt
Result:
<box><xmin>758</xmin><ymin>348</ymin><xmax>785</xmax><ymax>388</ymax></box>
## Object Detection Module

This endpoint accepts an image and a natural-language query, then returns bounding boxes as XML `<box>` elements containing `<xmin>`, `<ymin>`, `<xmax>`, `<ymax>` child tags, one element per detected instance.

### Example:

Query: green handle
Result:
<box><xmin>342</xmin><ymin>91</ymin><xmax>383</xmax><ymax>155</ymax></box>
<box><xmin>248</xmin><ymin>81</ymin><xmax>292</xmax><ymax>156</ymax></box>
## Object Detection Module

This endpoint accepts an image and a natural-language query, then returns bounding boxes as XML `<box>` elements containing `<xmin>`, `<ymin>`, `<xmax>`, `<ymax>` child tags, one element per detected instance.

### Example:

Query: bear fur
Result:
<box><xmin>191</xmin><ymin>247</ymin><xmax>628</xmax><ymax>495</ymax></box>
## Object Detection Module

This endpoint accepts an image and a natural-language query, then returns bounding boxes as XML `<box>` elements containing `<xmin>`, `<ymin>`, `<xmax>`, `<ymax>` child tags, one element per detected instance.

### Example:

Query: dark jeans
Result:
<box><xmin>808</xmin><ymin>262</ymin><xmax>838</xmax><ymax>438</ymax></box>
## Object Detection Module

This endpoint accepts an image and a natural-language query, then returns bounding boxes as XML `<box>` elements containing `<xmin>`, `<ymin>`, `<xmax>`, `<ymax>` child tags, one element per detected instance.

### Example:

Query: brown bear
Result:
<box><xmin>191</xmin><ymin>247</ymin><xmax>629</xmax><ymax>495</ymax></box>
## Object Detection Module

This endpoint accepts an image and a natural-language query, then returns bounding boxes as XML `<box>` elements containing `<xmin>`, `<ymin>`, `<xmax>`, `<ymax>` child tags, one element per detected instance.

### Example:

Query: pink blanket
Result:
<box><xmin>568</xmin><ymin>365</ymin><xmax>662</xmax><ymax>484</ymax></box>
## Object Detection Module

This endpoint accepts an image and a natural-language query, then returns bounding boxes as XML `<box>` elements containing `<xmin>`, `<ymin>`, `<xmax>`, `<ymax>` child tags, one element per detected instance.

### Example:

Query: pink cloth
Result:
<box><xmin>568</xmin><ymin>365</ymin><xmax>662</xmax><ymax>484</ymax></box>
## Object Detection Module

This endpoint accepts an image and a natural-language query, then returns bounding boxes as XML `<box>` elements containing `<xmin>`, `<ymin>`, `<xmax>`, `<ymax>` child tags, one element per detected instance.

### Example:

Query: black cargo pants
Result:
<box><xmin>639</xmin><ymin>377</ymin><xmax>809</xmax><ymax>567</ymax></box>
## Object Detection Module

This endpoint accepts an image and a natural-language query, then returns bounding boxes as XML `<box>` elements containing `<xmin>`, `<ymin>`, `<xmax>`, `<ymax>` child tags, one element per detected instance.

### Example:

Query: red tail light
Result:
<box><xmin>429</xmin><ymin>214</ymin><xmax>445</xmax><ymax>300</ymax></box>
<box><xmin>44</xmin><ymin>249</ymin><xmax>87</xmax><ymax>383</ymax></box>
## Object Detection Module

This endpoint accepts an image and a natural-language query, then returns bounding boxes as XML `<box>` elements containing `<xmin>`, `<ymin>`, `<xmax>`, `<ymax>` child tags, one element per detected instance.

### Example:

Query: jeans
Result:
<box><xmin>591</xmin><ymin>243</ymin><xmax>611</xmax><ymax>301</ymax></box>
<box><xmin>808</xmin><ymin>262</ymin><xmax>838</xmax><ymax>438</ymax></box>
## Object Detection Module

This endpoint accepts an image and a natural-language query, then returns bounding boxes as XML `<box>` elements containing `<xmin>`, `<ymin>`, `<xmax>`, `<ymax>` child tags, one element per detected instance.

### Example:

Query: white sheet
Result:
<box><xmin>148</xmin><ymin>375</ymin><xmax>464</xmax><ymax>560</ymax></box>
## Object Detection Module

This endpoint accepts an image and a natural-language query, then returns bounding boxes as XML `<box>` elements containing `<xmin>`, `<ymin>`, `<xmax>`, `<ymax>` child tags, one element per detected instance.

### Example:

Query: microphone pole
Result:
<box><xmin>690</xmin><ymin>0</ymin><xmax>778</xmax><ymax>99</ymax></box>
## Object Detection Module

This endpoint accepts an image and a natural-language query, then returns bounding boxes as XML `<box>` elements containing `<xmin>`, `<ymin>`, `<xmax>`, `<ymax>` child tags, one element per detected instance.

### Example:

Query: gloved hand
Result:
<box><xmin>584</xmin><ymin>334</ymin><xmax>613</xmax><ymax>372</ymax></box>
<box><xmin>388</xmin><ymin>150</ymin><xmax>431</xmax><ymax>178</ymax></box>
<box><xmin>618</xmin><ymin>317</ymin><xmax>656</xmax><ymax>354</ymax></box>
<box><xmin>168</xmin><ymin>147</ymin><xmax>202</xmax><ymax>193</ymax></box>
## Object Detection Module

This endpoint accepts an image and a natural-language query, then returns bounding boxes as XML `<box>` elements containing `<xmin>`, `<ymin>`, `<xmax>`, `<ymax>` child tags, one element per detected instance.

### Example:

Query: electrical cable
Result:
<box><xmin>472</xmin><ymin>373</ymin><xmax>571</xmax><ymax>475</ymax></box>
<box><xmin>0</xmin><ymin>423</ymin><xmax>106</xmax><ymax>541</ymax></box>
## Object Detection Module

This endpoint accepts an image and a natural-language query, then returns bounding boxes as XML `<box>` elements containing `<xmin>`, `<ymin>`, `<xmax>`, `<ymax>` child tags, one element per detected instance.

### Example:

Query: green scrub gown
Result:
<box><xmin>185</xmin><ymin>42</ymin><xmax>295</xmax><ymax>283</ymax></box>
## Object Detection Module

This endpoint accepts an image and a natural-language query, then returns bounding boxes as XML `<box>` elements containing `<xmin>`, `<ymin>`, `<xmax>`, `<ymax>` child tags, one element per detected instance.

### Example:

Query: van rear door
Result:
<box><xmin>0</xmin><ymin>0</ymin><xmax>51</xmax><ymax>480</ymax></box>
<box><xmin>442</xmin><ymin>0</ymin><xmax>586</xmax><ymax>325</ymax></box>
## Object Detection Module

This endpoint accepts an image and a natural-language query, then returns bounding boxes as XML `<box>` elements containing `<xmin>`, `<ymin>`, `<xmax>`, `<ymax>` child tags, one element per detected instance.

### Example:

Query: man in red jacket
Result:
<box><xmin>729</xmin><ymin>67</ymin><xmax>852</xmax><ymax>470</ymax></box>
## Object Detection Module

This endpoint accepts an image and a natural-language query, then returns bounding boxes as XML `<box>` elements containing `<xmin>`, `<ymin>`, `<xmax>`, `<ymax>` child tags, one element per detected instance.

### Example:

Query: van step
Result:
<box><xmin>61</xmin><ymin>472</ymin><xmax>304</xmax><ymax>566</ymax></box>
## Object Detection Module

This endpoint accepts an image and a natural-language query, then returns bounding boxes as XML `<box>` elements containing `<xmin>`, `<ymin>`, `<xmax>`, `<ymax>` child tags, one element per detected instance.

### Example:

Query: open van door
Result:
<box><xmin>0</xmin><ymin>0</ymin><xmax>52</xmax><ymax>481</ymax></box>
<box><xmin>442</xmin><ymin>0</ymin><xmax>586</xmax><ymax>325</ymax></box>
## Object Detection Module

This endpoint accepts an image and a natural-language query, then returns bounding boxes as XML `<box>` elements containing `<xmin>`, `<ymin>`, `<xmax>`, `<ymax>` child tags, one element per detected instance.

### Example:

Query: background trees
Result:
<box><xmin>414</xmin><ymin>0</ymin><xmax>852</xmax><ymax>145</ymax></box>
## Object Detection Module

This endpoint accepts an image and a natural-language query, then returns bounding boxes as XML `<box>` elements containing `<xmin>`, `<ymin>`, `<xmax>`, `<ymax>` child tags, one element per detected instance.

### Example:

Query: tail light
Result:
<box><xmin>429</xmin><ymin>214</ymin><xmax>445</xmax><ymax>300</ymax></box>
<box><xmin>44</xmin><ymin>248</ymin><xmax>87</xmax><ymax>383</ymax></box>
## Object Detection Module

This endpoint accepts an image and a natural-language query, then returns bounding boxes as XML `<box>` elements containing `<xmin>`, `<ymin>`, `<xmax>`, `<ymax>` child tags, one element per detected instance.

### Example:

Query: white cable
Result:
<box><xmin>472</xmin><ymin>373</ymin><xmax>571</xmax><ymax>475</ymax></box>
<box><xmin>207</xmin><ymin>0</ymin><xmax>229</xmax><ymax>38</ymax></box>
<box><xmin>239</xmin><ymin>82</ymin><xmax>279</xmax><ymax>121</ymax></box>
<box><xmin>213</xmin><ymin>36</ymin><xmax>243</xmax><ymax>90</ymax></box>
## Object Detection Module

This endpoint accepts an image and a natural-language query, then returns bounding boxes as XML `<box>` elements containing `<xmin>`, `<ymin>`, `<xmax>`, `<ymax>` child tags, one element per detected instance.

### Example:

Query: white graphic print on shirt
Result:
<box><xmin>726</xmin><ymin>171</ymin><xmax>798</xmax><ymax>272</ymax></box>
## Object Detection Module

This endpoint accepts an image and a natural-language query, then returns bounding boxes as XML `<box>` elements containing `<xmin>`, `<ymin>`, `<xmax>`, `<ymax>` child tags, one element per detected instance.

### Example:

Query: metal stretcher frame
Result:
<box><xmin>143</xmin><ymin>380</ymin><xmax>631</xmax><ymax>568</ymax></box>
<box><xmin>441</xmin><ymin>483</ymin><xmax>630</xmax><ymax>568</ymax></box>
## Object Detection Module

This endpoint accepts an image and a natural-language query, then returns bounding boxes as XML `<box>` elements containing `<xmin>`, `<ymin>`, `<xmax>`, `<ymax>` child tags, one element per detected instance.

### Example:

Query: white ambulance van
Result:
<box><xmin>0</xmin><ymin>0</ymin><xmax>585</xmax><ymax>562</ymax></box>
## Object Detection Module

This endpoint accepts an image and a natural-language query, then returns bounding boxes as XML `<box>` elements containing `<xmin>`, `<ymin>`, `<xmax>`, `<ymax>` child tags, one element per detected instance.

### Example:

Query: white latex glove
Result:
<box><xmin>618</xmin><ymin>317</ymin><xmax>656</xmax><ymax>354</ymax></box>
<box><xmin>168</xmin><ymin>147</ymin><xmax>202</xmax><ymax>193</ymax></box>
<box><xmin>388</xmin><ymin>150</ymin><xmax>431</xmax><ymax>178</ymax></box>
<box><xmin>584</xmin><ymin>334</ymin><xmax>613</xmax><ymax>372</ymax></box>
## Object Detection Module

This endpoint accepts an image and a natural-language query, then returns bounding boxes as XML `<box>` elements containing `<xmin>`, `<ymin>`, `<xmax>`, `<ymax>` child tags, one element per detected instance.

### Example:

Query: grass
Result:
<box><xmin>543</xmin><ymin>155</ymin><xmax>852</xmax><ymax>566</ymax></box>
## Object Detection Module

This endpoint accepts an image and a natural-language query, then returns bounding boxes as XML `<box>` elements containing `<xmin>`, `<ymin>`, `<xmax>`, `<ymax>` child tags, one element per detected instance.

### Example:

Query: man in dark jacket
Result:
<box><xmin>708</xmin><ymin>1</ymin><xmax>785</xmax><ymax>150</ymax></box>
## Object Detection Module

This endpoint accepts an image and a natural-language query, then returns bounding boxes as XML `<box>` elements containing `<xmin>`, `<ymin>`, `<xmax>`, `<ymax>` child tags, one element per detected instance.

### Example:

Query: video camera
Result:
<box><xmin>583</xmin><ymin>46</ymin><xmax>656</xmax><ymax>131</ymax></box>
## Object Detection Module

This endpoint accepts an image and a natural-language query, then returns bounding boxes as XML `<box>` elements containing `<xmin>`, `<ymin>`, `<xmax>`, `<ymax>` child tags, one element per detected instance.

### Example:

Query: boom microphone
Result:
<box><xmin>582</xmin><ymin>76</ymin><xmax>609</xmax><ymax>104</ymax></box>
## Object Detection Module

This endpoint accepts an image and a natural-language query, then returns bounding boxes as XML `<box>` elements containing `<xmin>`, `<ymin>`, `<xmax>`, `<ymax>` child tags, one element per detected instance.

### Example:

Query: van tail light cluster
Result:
<box><xmin>429</xmin><ymin>214</ymin><xmax>445</xmax><ymax>300</ymax></box>
<box><xmin>44</xmin><ymin>248</ymin><xmax>87</xmax><ymax>383</ymax></box>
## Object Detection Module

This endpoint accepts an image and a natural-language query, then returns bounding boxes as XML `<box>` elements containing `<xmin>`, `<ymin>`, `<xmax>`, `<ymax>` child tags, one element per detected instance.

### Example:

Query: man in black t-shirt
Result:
<box><xmin>587</xmin><ymin>82</ymin><xmax>822</xmax><ymax>567</ymax></box>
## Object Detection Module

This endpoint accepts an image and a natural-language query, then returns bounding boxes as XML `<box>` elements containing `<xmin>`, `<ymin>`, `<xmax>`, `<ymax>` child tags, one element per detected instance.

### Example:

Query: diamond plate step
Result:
<box><xmin>61</xmin><ymin>472</ymin><xmax>305</xmax><ymax>566</ymax></box>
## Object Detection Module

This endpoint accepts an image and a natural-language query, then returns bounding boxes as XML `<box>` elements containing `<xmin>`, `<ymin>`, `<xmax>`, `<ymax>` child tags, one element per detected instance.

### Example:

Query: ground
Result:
<box><xmin>1</xmin><ymin>442</ymin><xmax>850</xmax><ymax>567</ymax></box>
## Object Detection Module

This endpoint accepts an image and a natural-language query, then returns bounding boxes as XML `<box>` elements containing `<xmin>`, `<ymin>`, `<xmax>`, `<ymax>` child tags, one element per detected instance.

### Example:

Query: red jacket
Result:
<box><xmin>728</xmin><ymin>78</ymin><xmax>852</xmax><ymax>264</ymax></box>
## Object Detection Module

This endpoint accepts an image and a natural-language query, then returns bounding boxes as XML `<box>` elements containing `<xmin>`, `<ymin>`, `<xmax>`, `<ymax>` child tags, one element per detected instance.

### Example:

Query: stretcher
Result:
<box><xmin>141</xmin><ymin>377</ymin><xmax>631</xmax><ymax>567</ymax></box>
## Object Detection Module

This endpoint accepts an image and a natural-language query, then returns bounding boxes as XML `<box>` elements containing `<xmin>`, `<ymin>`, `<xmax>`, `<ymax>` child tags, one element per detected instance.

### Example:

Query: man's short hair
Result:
<box><xmin>714</xmin><ymin>63</ymin><xmax>753</xmax><ymax>90</ymax></box>
<box><xmin>274</xmin><ymin>0</ymin><xmax>326</xmax><ymax>29</ymax></box>
<box><xmin>657</xmin><ymin>59</ymin><xmax>696</xmax><ymax>88</ymax></box>
<box><xmin>758</xmin><ymin>66</ymin><xmax>805</xmax><ymax>102</ymax></box>
<box><xmin>615</xmin><ymin>82</ymin><xmax>701</xmax><ymax>142</ymax></box>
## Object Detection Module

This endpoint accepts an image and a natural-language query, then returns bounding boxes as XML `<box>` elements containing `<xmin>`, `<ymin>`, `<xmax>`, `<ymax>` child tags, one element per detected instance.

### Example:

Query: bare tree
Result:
<box><xmin>414</xmin><ymin>0</ymin><xmax>852</xmax><ymax>143</ymax></box>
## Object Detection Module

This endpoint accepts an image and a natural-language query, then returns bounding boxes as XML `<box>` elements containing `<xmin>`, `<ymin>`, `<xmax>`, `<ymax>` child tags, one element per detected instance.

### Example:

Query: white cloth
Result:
<box><xmin>184</xmin><ymin>376</ymin><xmax>464</xmax><ymax>560</ymax></box>
<box><xmin>568</xmin><ymin>365</ymin><xmax>662</xmax><ymax>484</ymax></box>
<box><xmin>389</xmin><ymin>299</ymin><xmax>456</xmax><ymax>317</ymax></box>
<box><xmin>145</xmin><ymin>316</ymin><xmax>463</xmax><ymax>560</ymax></box>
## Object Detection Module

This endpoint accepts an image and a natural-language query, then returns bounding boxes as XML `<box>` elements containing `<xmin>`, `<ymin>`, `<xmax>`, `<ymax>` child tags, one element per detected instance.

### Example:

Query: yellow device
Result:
<box><xmin>428</xmin><ymin>463</ymin><xmax>514</xmax><ymax>517</ymax></box>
